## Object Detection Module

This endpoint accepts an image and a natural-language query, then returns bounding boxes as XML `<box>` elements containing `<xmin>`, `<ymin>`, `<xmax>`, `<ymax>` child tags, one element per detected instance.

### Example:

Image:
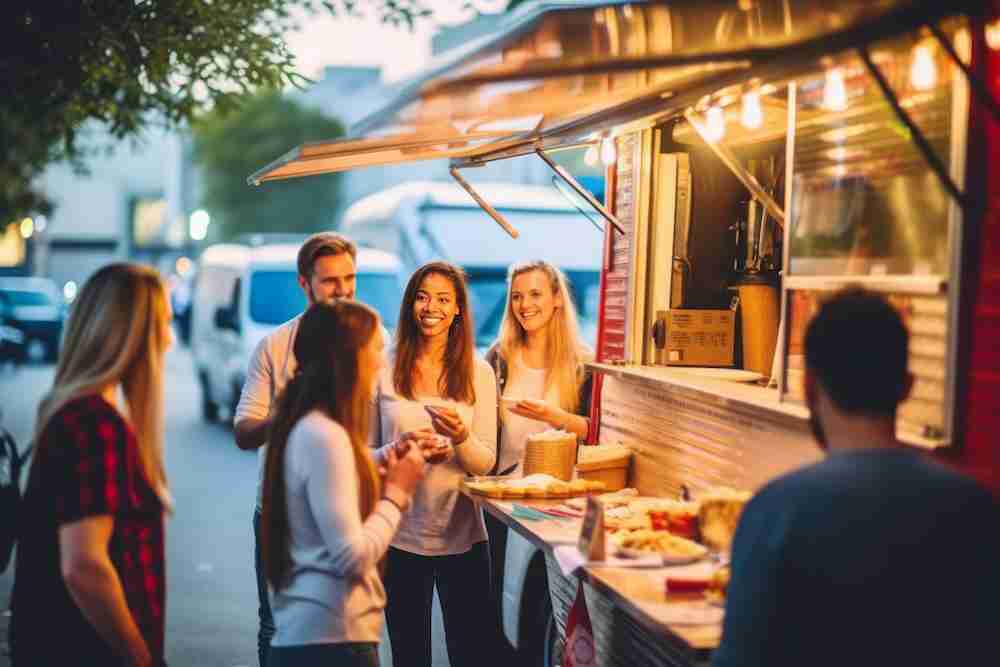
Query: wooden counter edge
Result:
<box><xmin>463</xmin><ymin>488</ymin><xmax>719</xmax><ymax>654</ymax></box>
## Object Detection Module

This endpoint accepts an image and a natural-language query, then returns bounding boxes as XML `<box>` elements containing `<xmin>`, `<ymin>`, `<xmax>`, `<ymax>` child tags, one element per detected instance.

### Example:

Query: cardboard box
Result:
<box><xmin>655</xmin><ymin>309</ymin><xmax>735</xmax><ymax>367</ymax></box>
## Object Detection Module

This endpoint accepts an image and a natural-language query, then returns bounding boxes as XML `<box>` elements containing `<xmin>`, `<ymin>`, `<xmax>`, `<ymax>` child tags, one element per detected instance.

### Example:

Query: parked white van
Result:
<box><xmin>190</xmin><ymin>241</ymin><xmax>404</xmax><ymax>422</ymax></box>
<box><xmin>342</xmin><ymin>181</ymin><xmax>604</xmax><ymax>661</ymax></box>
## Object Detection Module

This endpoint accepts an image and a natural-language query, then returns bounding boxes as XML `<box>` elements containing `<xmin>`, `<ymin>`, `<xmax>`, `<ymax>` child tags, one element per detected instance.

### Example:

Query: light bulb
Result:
<box><xmin>987</xmin><ymin>19</ymin><xmax>1000</xmax><ymax>51</ymax></box>
<box><xmin>741</xmin><ymin>90</ymin><xmax>763</xmax><ymax>130</ymax></box>
<box><xmin>705</xmin><ymin>105</ymin><xmax>726</xmax><ymax>142</ymax></box>
<box><xmin>584</xmin><ymin>144</ymin><xmax>599</xmax><ymax>167</ymax></box>
<box><xmin>954</xmin><ymin>29</ymin><xmax>972</xmax><ymax>65</ymax></box>
<box><xmin>910</xmin><ymin>43</ymin><xmax>937</xmax><ymax>91</ymax></box>
<box><xmin>823</xmin><ymin>68</ymin><xmax>848</xmax><ymax>112</ymax></box>
<box><xmin>600</xmin><ymin>137</ymin><xmax>617</xmax><ymax>166</ymax></box>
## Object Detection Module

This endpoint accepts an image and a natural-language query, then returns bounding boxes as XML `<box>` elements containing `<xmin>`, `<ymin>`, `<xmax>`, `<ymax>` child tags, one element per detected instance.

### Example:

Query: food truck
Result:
<box><xmin>249</xmin><ymin>1</ymin><xmax>1000</xmax><ymax>664</ymax></box>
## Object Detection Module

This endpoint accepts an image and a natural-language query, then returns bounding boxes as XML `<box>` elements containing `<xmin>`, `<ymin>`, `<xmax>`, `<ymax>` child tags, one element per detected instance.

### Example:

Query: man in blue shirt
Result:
<box><xmin>712</xmin><ymin>288</ymin><xmax>999</xmax><ymax>667</ymax></box>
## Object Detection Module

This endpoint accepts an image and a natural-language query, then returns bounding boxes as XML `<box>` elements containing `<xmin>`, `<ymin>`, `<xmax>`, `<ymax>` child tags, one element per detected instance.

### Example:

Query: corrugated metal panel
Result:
<box><xmin>598</xmin><ymin>376</ymin><xmax>820</xmax><ymax>497</ymax></box>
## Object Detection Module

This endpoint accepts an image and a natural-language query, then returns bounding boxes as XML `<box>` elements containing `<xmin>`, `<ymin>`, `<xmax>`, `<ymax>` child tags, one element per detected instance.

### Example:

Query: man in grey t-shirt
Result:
<box><xmin>233</xmin><ymin>232</ymin><xmax>361</xmax><ymax>667</ymax></box>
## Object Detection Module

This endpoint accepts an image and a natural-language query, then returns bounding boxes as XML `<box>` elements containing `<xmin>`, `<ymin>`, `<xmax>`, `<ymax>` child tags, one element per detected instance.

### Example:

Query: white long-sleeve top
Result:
<box><xmin>270</xmin><ymin>411</ymin><xmax>402</xmax><ymax>646</ymax></box>
<box><xmin>371</xmin><ymin>355</ymin><xmax>497</xmax><ymax>556</ymax></box>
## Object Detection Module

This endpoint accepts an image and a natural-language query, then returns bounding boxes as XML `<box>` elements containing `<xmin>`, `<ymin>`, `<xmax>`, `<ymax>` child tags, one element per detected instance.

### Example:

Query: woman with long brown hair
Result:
<box><xmin>261</xmin><ymin>300</ymin><xmax>425</xmax><ymax>667</ymax></box>
<box><xmin>11</xmin><ymin>263</ymin><xmax>173</xmax><ymax>667</ymax></box>
<box><xmin>372</xmin><ymin>261</ymin><xmax>498</xmax><ymax>667</ymax></box>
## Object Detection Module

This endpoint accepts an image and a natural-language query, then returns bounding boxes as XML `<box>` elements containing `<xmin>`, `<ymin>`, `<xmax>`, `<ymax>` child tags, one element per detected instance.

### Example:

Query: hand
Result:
<box><xmin>425</xmin><ymin>405</ymin><xmax>469</xmax><ymax>444</ymax></box>
<box><xmin>383</xmin><ymin>444</ymin><xmax>427</xmax><ymax>508</ymax></box>
<box><xmin>509</xmin><ymin>398</ymin><xmax>561</xmax><ymax>426</ymax></box>
<box><xmin>396</xmin><ymin>429</ymin><xmax>452</xmax><ymax>464</ymax></box>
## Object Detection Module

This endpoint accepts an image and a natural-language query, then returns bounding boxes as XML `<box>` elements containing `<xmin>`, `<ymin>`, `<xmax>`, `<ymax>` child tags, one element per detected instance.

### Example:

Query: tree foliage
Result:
<box><xmin>193</xmin><ymin>91</ymin><xmax>345</xmax><ymax>239</ymax></box>
<box><xmin>0</xmin><ymin>0</ymin><xmax>434</xmax><ymax>224</ymax></box>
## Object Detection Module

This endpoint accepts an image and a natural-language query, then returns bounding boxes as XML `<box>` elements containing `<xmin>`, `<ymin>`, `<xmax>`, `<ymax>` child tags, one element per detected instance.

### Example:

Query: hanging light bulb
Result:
<box><xmin>705</xmin><ymin>105</ymin><xmax>726</xmax><ymax>142</ymax></box>
<box><xmin>954</xmin><ymin>29</ymin><xmax>972</xmax><ymax>65</ymax></box>
<box><xmin>910</xmin><ymin>42</ymin><xmax>938</xmax><ymax>91</ymax></box>
<box><xmin>600</xmin><ymin>137</ymin><xmax>617</xmax><ymax>166</ymax></box>
<box><xmin>741</xmin><ymin>89</ymin><xmax>763</xmax><ymax>130</ymax></box>
<box><xmin>987</xmin><ymin>18</ymin><xmax>1000</xmax><ymax>51</ymax></box>
<box><xmin>584</xmin><ymin>144</ymin><xmax>599</xmax><ymax>167</ymax></box>
<box><xmin>823</xmin><ymin>68</ymin><xmax>848</xmax><ymax>112</ymax></box>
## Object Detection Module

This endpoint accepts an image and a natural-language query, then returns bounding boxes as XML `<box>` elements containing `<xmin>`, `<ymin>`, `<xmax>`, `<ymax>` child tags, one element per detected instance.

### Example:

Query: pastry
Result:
<box><xmin>502</xmin><ymin>485</ymin><xmax>526</xmax><ymax>499</ymax></box>
<box><xmin>698</xmin><ymin>488</ymin><xmax>751</xmax><ymax>551</ymax></box>
<box><xmin>545</xmin><ymin>481</ymin><xmax>571</xmax><ymax>498</ymax></box>
<box><xmin>568</xmin><ymin>479</ymin><xmax>589</xmax><ymax>495</ymax></box>
<box><xmin>524</xmin><ymin>485</ymin><xmax>548</xmax><ymax>499</ymax></box>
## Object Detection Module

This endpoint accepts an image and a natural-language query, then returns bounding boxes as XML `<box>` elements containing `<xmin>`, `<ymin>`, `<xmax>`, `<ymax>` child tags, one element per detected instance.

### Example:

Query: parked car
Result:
<box><xmin>0</xmin><ymin>292</ymin><xmax>26</xmax><ymax>365</ymax></box>
<box><xmin>190</xmin><ymin>242</ymin><xmax>404</xmax><ymax>423</ymax></box>
<box><xmin>0</xmin><ymin>278</ymin><xmax>65</xmax><ymax>363</ymax></box>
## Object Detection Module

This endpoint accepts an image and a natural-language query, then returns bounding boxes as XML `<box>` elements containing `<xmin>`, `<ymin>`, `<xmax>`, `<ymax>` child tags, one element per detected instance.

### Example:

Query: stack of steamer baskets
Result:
<box><xmin>523</xmin><ymin>429</ymin><xmax>578</xmax><ymax>481</ymax></box>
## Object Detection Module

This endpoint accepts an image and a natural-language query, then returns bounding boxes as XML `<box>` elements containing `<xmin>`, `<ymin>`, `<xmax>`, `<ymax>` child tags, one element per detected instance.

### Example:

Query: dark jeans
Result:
<box><xmin>268</xmin><ymin>642</ymin><xmax>378</xmax><ymax>667</ymax></box>
<box><xmin>384</xmin><ymin>542</ymin><xmax>501</xmax><ymax>667</ymax></box>
<box><xmin>254</xmin><ymin>508</ymin><xmax>276</xmax><ymax>667</ymax></box>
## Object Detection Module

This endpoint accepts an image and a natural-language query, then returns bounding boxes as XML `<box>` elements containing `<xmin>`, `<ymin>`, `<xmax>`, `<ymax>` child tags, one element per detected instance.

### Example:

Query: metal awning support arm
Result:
<box><xmin>448</xmin><ymin>166</ymin><xmax>520</xmax><ymax>239</ymax></box>
<box><xmin>857</xmin><ymin>45</ymin><xmax>969</xmax><ymax>211</ymax></box>
<box><xmin>926</xmin><ymin>22</ymin><xmax>1000</xmax><ymax>125</ymax></box>
<box><xmin>682</xmin><ymin>109</ymin><xmax>787</xmax><ymax>229</ymax></box>
<box><xmin>533</xmin><ymin>148</ymin><xmax>626</xmax><ymax>235</ymax></box>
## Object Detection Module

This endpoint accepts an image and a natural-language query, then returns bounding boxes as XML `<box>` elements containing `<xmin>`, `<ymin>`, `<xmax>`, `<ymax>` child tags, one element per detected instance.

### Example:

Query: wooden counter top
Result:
<box><xmin>469</xmin><ymin>493</ymin><xmax>722</xmax><ymax>653</ymax></box>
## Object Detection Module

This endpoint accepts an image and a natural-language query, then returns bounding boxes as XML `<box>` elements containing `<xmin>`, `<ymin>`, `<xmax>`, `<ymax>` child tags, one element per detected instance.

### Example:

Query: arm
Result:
<box><xmin>233</xmin><ymin>337</ymin><xmax>274</xmax><ymax>451</ymax></box>
<box><xmin>451</xmin><ymin>361</ymin><xmax>498</xmax><ymax>476</ymax></box>
<box><xmin>303</xmin><ymin>421</ymin><xmax>403</xmax><ymax>578</ymax></box>
<box><xmin>60</xmin><ymin>517</ymin><xmax>152</xmax><ymax>667</ymax></box>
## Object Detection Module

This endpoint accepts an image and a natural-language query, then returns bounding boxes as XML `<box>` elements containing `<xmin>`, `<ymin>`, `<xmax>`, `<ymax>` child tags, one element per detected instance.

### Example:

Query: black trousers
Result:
<box><xmin>268</xmin><ymin>642</ymin><xmax>378</xmax><ymax>667</ymax></box>
<box><xmin>384</xmin><ymin>542</ymin><xmax>500</xmax><ymax>667</ymax></box>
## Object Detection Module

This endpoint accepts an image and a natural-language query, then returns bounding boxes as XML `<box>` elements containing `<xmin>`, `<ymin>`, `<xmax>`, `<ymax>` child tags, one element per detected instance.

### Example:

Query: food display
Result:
<box><xmin>462</xmin><ymin>473</ymin><xmax>606</xmax><ymax>499</ymax></box>
<box><xmin>697</xmin><ymin>488</ymin><xmax>752</xmax><ymax>552</ymax></box>
<box><xmin>705</xmin><ymin>566</ymin><xmax>731</xmax><ymax>605</ymax></box>
<box><xmin>610</xmin><ymin>529</ymin><xmax>709</xmax><ymax>564</ymax></box>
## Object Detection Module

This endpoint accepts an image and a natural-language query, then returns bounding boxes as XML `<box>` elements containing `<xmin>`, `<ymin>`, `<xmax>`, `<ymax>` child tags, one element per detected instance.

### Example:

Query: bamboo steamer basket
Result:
<box><xmin>575</xmin><ymin>452</ymin><xmax>631</xmax><ymax>492</ymax></box>
<box><xmin>523</xmin><ymin>431</ymin><xmax>578</xmax><ymax>481</ymax></box>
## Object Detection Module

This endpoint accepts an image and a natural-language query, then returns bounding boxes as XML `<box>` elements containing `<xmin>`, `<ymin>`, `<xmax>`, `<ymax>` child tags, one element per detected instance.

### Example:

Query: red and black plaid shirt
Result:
<box><xmin>10</xmin><ymin>395</ymin><xmax>166</xmax><ymax>664</ymax></box>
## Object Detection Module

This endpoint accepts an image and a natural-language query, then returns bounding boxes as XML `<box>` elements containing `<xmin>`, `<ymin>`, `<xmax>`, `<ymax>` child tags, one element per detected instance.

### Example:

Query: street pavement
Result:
<box><xmin>0</xmin><ymin>342</ymin><xmax>450</xmax><ymax>666</ymax></box>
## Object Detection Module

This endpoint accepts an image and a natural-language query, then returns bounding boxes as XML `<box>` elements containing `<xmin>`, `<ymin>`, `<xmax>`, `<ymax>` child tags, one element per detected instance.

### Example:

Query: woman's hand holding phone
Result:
<box><xmin>424</xmin><ymin>405</ymin><xmax>469</xmax><ymax>445</ymax></box>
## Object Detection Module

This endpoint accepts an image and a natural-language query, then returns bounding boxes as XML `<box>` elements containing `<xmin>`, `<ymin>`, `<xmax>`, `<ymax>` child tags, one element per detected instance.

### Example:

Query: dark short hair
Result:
<box><xmin>296</xmin><ymin>233</ymin><xmax>357</xmax><ymax>279</ymax></box>
<box><xmin>804</xmin><ymin>288</ymin><xmax>909</xmax><ymax>417</ymax></box>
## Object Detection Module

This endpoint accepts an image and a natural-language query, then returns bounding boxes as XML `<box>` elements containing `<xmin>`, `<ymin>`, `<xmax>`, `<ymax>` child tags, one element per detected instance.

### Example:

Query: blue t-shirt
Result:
<box><xmin>712</xmin><ymin>448</ymin><xmax>1000</xmax><ymax>667</ymax></box>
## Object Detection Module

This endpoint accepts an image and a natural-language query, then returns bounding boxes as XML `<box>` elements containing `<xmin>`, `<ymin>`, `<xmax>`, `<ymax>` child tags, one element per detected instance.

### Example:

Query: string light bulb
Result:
<box><xmin>910</xmin><ymin>42</ymin><xmax>938</xmax><ymax>91</ymax></box>
<box><xmin>954</xmin><ymin>28</ymin><xmax>972</xmax><ymax>65</ymax></box>
<box><xmin>584</xmin><ymin>144</ymin><xmax>599</xmax><ymax>167</ymax></box>
<box><xmin>741</xmin><ymin>89</ymin><xmax>763</xmax><ymax>130</ymax></box>
<box><xmin>986</xmin><ymin>19</ymin><xmax>1000</xmax><ymax>51</ymax></box>
<box><xmin>823</xmin><ymin>68</ymin><xmax>848</xmax><ymax>112</ymax></box>
<box><xmin>600</xmin><ymin>137</ymin><xmax>617</xmax><ymax>166</ymax></box>
<box><xmin>705</xmin><ymin>105</ymin><xmax>726</xmax><ymax>142</ymax></box>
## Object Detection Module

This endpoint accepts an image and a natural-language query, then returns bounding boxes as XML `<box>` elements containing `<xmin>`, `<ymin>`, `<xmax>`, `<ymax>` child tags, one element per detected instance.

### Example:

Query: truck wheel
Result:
<box><xmin>199</xmin><ymin>372</ymin><xmax>219</xmax><ymax>422</ymax></box>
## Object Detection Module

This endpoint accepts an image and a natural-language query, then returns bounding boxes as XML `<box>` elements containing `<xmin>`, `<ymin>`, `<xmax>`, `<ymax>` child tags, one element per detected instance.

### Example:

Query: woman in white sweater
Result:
<box><xmin>260</xmin><ymin>300</ymin><xmax>426</xmax><ymax>667</ymax></box>
<box><xmin>372</xmin><ymin>261</ymin><xmax>498</xmax><ymax>667</ymax></box>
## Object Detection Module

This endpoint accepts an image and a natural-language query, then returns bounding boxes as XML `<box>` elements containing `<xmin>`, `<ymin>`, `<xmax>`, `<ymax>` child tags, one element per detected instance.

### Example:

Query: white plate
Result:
<box><xmin>671</xmin><ymin>368</ymin><xmax>765</xmax><ymax>383</ymax></box>
<box><xmin>617</xmin><ymin>545</ymin><xmax>709</xmax><ymax>566</ymax></box>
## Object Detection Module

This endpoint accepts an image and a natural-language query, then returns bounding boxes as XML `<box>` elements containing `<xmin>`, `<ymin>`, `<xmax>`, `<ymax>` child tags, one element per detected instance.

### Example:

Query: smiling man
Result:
<box><xmin>232</xmin><ymin>232</ymin><xmax>358</xmax><ymax>667</ymax></box>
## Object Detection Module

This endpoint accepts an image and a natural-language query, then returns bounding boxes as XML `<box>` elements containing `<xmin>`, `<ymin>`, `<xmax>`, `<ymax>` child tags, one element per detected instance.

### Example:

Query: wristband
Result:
<box><xmin>382</xmin><ymin>487</ymin><xmax>409</xmax><ymax>513</ymax></box>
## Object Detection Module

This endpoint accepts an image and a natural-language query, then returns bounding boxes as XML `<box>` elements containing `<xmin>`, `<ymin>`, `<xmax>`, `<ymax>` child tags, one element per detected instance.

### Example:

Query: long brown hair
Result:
<box><xmin>262</xmin><ymin>300</ymin><xmax>381</xmax><ymax>591</ymax></box>
<box><xmin>393</xmin><ymin>261</ymin><xmax>476</xmax><ymax>403</ymax></box>
<box><xmin>498</xmin><ymin>260</ymin><xmax>591</xmax><ymax>412</ymax></box>
<box><xmin>35</xmin><ymin>263</ymin><xmax>172</xmax><ymax>509</ymax></box>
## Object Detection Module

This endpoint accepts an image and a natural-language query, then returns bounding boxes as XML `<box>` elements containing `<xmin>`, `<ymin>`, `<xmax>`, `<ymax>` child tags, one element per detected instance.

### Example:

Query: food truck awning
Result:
<box><xmin>249</xmin><ymin>0</ymin><xmax>985</xmax><ymax>185</ymax></box>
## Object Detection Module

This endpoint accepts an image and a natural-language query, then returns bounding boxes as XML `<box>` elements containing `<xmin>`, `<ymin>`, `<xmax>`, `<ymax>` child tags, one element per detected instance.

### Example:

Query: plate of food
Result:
<box><xmin>613</xmin><ymin>529</ymin><xmax>709</xmax><ymax>565</ymax></box>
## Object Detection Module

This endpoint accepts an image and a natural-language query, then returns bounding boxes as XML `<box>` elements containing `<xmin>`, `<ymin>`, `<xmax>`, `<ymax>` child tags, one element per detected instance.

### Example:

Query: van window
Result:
<box><xmin>0</xmin><ymin>290</ymin><xmax>55</xmax><ymax>307</ymax></box>
<box><xmin>249</xmin><ymin>270</ymin><xmax>402</xmax><ymax>329</ymax></box>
